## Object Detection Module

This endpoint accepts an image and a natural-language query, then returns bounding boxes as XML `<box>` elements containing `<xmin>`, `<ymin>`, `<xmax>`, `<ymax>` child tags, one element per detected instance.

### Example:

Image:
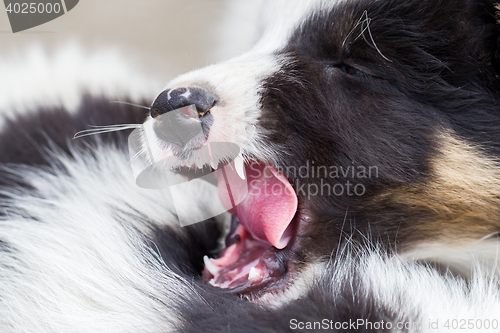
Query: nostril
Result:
<box><xmin>150</xmin><ymin>87</ymin><xmax>218</xmax><ymax>119</ymax></box>
<box><xmin>196</xmin><ymin>99</ymin><xmax>217</xmax><ymax>117</ymax></box>
<box><xmin>209</xmin><ymin>99</ymin><xmax>218</xmax><ymax>112</ymax></box>
<box><xmin>150</xmin><ymin>86</ymin><xmax>218</xmax><ymax>149</ymax></box>
<box><xmin>151</xmin><ymin>108</ymin><xmax>162</xmax><ymax>118</ymax></box>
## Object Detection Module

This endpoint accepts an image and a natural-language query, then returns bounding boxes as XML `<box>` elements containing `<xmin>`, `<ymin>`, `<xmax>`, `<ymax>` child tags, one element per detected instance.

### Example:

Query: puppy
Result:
<box><xmin>1</xmin><ymin>0</ymin><xmax>500</xmax><ymax>332</ymax></box>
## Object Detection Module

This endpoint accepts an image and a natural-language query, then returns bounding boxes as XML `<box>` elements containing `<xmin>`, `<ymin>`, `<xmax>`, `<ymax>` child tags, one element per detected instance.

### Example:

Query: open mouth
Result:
<box><xmin>140</xmin><ymin>109</ymin><xmax>303</xmax><ymax>296</ymax></box>
<box><xmin>202</xmin><ymin>161</ymin><xmax>300</xmax><ymax>296</ymax></box>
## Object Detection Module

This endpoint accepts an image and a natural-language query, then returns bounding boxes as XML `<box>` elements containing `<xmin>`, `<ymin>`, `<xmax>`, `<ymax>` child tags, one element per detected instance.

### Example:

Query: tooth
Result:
<box><xmin>203</xmin><ymin>255</ymin><xmax>220</xmax><ymax>276</ymax></box>
<box><xmin>211</xmin><ymin>157</ymin><xmax>218</xmax><ymax>169</ymax></box>
<box><xmin>248</xmin><ymin>266</ymin><xmax>261</xmax><ymax>281</ymax></box>
<box><xmin>207</xmin><ymin>142</ymin><xmax>213</xmax><ymax>161</ymax></box>
<box><xmin>234</xmin><ymin>154</ymin><xmax>245</xmax><ymax>180</ymax></box>
<box><xmin>196</xmin><ymin>159</ymin><xmax>204</xmax><ymax>169</ymax></box>
<box><xmin>209</xmin><ymin>279</ymin><xmax>217</xmax><ymax>287</ymax></box>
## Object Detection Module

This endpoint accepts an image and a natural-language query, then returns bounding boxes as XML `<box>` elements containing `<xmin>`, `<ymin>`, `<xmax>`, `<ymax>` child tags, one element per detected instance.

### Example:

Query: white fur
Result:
<box><xmin>351</xmin><ymin>250</ymin><xmax>500</xmax><ymax>332</ymax></box>
<box><xmin>143</xmin><ymin>52</ymin><xmax>283</xmax><ymax>168</ymax></box>
<box><xmin>142</xmin><ymin>0</ymin><xmax>320</xmax><ymax>168</ymax></box>
<box><xmin>1</xmin><ymin>153</ymin><xmax>499</xmax><ymax>332</ymax></box>
<box><xmin>142</xmin><ymin>0</ymin><xmax>352</xmax><ymax>170</ymax></box>
<box><xmin>0</xmin><ymin>147</ymin><xmax>186</xmax><ymax>332</ymax></box>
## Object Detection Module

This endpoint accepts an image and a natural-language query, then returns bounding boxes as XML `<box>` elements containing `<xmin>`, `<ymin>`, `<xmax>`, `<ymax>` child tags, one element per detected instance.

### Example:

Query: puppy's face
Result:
<box><xmin>143</xmin><ymin>0</ymin><xmax>500</xmax><ymax>299</ymax></box>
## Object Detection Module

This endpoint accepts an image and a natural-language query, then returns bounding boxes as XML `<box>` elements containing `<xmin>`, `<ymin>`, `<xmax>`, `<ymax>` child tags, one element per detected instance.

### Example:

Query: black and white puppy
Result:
<box><xmin>1</xmin><ymin>0</ymin><xmax>500</xmax><ymax>332</ymax></box>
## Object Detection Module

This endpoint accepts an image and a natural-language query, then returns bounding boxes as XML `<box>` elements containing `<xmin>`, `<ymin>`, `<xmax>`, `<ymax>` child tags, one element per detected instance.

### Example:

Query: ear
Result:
<box><xmin>482</xmin><ymin>1</ymin><xmax>500</xmax><ymax>75</ymax></box>
<box><xmin>467</xmin><ymin>0</ymin><xmax>500</xmax><ymax>87</ymax></box>
<box><xmin>493</xmin><ymin>3</ymin><xmax>500</xmax><ymax>73</ymax></box>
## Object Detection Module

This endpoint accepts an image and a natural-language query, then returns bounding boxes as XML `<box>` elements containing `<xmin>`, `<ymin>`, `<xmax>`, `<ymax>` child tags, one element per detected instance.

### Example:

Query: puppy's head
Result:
<box><xmin>142</xmin><ymin>0</ymin><xmax>500</xmax><ymax>300</ymax></box>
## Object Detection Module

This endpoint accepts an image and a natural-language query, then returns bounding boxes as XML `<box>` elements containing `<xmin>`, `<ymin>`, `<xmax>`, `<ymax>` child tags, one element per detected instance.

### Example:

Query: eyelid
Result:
<box><xmin>327</xmin><ymin>62</ymin><xmax>382</xmax><ymax>79</ymax></box>
<box><xmin>341</xmin><ymin>64</ymin><xmax>363</xmax><ymax>75</ymax></box>
<box><xmin>327</xmin><ymin>63</ymin><xmax>367</xmax><ymax>76</ymax></box>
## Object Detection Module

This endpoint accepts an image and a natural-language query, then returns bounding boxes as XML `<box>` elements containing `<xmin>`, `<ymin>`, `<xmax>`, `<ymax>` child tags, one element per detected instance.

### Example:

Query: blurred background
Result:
<box><xmin>0</xmin><ymin>0</ymin><xmax>263</xmax><ymax>114</ymax></box>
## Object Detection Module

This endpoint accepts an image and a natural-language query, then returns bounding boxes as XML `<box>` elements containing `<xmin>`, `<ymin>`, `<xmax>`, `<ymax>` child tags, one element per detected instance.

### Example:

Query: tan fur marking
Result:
<box><xmin>376</xmin><ymin>131</ymin><xmax>500</xmax><ymax>243</ymax></box>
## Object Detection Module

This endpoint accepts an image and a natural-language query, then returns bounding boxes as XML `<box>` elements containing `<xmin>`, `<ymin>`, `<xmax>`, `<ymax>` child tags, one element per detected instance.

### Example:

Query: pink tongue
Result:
<box><xmin>236</xmin><ymin>163</ymin><xmax>297</xmax><ymax>249</ymax></box>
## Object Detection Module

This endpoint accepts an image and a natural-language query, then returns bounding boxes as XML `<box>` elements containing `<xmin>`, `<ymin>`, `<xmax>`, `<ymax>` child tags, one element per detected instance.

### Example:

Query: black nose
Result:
<box><xmin>150</xmin><ymin>87</ymin><xmax>218</xmax><ymax>151</ymax></box>
<box><xmin>150</xmin><ymin>87</ymin><xmax>217</xmax><ymax>118</ymax></box>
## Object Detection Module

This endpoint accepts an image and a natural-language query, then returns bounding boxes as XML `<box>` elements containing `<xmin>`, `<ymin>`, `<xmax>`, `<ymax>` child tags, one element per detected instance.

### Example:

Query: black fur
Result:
<box><xmin>259</xmin><ymin>0</ymin><xmax>500</xmax><ymax>261</ymax></box>
<box><xmin>0</xmin><ymin>95</ymin><xmax>148</xmax><ymax>168</ymax></box>
<box><xmin>179</xmin><ymin>262</ymin><xmax>410</xmax><ymax>333</ymax></box>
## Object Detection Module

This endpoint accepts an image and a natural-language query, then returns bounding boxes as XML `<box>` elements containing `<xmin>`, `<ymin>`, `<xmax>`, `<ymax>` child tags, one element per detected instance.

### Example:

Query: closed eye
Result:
<box><xmin>340</xmin><ymin>64</ymin><xmax>363</xmax><ymax>76</ymax></box>
<box><xmin>326</xmin><ymin>63</ymin><xmax>371</xmax><ymax>78</ymax></box>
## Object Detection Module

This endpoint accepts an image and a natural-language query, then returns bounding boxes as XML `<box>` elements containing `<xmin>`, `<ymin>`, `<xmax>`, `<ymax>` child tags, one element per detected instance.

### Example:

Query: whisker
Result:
<box><xmin>353</xmin><ymin>12</ymin><xmax>370</xmax><ymax>42</ymax></box>
<box><xmin>73</xmin><ymin>124</ymin><xmax>142</xmax><ymax>139</ymax></box>
<box><xmin>342</xmin><ymin>10</ymin><xmax>367</xmax><ymax>47</ymax></box>
<box><xmin>129</xmin><ymin>149</ymin><xmax>145</xmax><ymax>164</ymax></box>
<box><xmin>87</xmin><ymin>124</ymin><xmax>143</xmax><ymax>128</ymax></box>
<box><xmin>364</xmin><ymin>15</ymin><xmax>392</xmax><ymax>62</ymax></box>
<box><xmin>343</xmin><ymin>11</ymin><xmax>392</xmax><ymax>62</ymax></box>
<box><xmin>110</xmin><ymin>101</ymin><xmax>151</xmax><ymax>110</ymax></box>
